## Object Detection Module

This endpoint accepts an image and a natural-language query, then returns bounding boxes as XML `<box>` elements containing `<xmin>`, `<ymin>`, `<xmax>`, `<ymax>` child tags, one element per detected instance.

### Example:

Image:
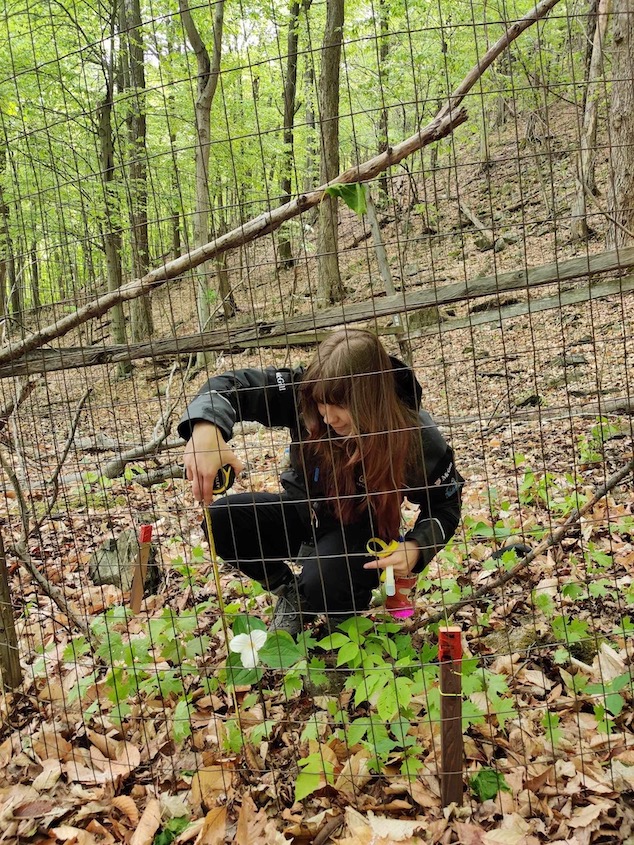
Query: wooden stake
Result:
<box><xmin>0</xmin><ymin>530</ymin><xmax>22</xmax><ymax>689</ymax></box>
<box><xmin>130</xmin><ymin>525</ymin><xmax>153</xmax><ymax>614</ymax></box>
<box><xmin>439</xmin><ymin>625</ymin><xmax>463</xmax><ymax>807</ymax></box>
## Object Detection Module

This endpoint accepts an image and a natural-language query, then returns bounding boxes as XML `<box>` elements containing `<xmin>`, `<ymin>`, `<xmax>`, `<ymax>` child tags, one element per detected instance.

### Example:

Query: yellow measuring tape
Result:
<box><xmin>366</xmin><ymin>537</ymin><xmax>399</xmax><ymax>596</ymax></box>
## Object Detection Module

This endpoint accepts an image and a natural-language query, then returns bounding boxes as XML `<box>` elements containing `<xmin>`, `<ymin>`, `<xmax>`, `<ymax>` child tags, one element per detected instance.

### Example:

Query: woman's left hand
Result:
<box><xmin>363</xmin><ymin>540</ymin><xmax>420</xmax><ymax>578</ymax></box>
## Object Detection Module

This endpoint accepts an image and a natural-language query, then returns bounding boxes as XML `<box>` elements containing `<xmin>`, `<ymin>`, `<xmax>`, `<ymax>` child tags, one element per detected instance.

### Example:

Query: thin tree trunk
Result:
<box><xmin>277</xmin><ymin>0</ymin><xmax>301</xmax><ymax>270</ymax></box>
<box><xmin>0</xmin><ymin>146</ymin><xmax>15</xmax><ymax>331</ymax></box>
<box><xmin>571</xmin><ymin>0</ymin><xmax>610</xmax><ymax>241</ymax></box>
<box><xmin>30</xmin><ymin>243</ymin><xmax>40</xmax><ymax>312</ymax></box>
<box><xmin>606</xmin><ymin>0</ymin><xmax>634</xmax><ymax>247</ymax></box>
<box><xmin>0</xmin><ymin>529</ymin><xmax>21</xmax><ymax>689</ymax></box>
<box><xmin>178</xmin><ymin>0</ymin><xmax>225</xmax><ymax>366</ymax></box>
<box><xmin>377</xmin><ymin>0</ymin><xmax>390</xmax><ymax>197</ymax></box>
<box><xmin>302</xmin><ymin>0</ymin><xmax>316</xmax><ymax>198</ymax></box>
<box><xmin>97</xmin><ymin>48</ymin><xmax>130</xmax><ymax>377</ymax></box>
<box><xmin>125</xmin><ymin>0</ymin><xmax>153</xmax><ymax>341</ymax></box>
<box><xmin>317</xmin><ymin>0</ymin><xmax>345</xmax><ymax>306</ymax></box>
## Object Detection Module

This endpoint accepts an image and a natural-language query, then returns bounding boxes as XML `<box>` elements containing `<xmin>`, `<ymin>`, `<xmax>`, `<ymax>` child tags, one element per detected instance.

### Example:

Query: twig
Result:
<box><xmin>102</xmin><ymin>361</ymin><xmax>189</xmax><ymax>478</ymax></box>
<box><xmin>313</xmin><ymin>813</ymin><xmax>344</xmax><ymax>845</ymax></box>
<box><xmin>425</xmin><ymin>456</ymin><xmax>634</xmax><ymax>625</ymax></box>
<box><xmin>39</xmin><ymin>389</ymin><xmax>92</xmax><ymax>528</ymax></box>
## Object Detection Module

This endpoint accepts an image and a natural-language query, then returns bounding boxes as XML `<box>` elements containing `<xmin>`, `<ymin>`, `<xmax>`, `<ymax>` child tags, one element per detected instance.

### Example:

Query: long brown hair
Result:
<box><xmin>299</xmin><ymin>329</ymin><xmax>420</xmax><ymax>540</ymax></box>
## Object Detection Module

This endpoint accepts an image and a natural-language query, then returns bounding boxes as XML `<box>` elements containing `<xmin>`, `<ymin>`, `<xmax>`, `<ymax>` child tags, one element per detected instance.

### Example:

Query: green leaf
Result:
<box><xmin>324</xmin><ymin>183</ymin><xmax>367</xmax><ymax>215</ymax></box>
<box><xmin>259</xmin><ymin>631</ymin><xmax>302</xmax><ymax>668</ymax></box>
<box><xmin>224</xmin><ymin>650</ymin><xmax>262</xmax><ymax>688</ymax></box>
<box><xmin>153</xmin><ymin>818</ymin><xmax>190</xmax><ymax>845</ymax></box>
<box><xmin>295</xmin><ymin>753</ymin><xmax>335</xmax><ymax>801</ymax></box>
<box><xmin>172</xmin><ymin>699</ymin><xmax>192</xmax><ymax>743</ymax></box>
<box><xmin>316</xmin><ymin>632</ymin><xmax>349</xmax><ymax>650</ymax></box>
<box><xmin>469</xmin><ymin>768</ymin><xmax>511</xmax><ymax>802</ymax></box>
<box><xmin>232</xmin><ymin>614</ymin><xmax>267</xmax><ymax>636</ymax></box>
<box><xmin>336</xmin><ymin>641</ymin><xmax>360</xmax><ymax>666</ymax></box>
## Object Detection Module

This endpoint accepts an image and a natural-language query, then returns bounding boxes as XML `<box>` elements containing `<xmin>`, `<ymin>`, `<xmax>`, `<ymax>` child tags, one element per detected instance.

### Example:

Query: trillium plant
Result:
<box><xmin>230</xmin><ymin>629</ymin><xmax>268</xmax><ymax>668</ymax></box>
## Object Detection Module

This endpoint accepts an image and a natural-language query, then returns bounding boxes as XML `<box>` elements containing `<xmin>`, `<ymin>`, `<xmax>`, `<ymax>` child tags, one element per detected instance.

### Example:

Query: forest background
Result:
<box><xmin>1</xmin><ymin>0</ymin><xmax>634</xmax><ymax>843</ymax></box>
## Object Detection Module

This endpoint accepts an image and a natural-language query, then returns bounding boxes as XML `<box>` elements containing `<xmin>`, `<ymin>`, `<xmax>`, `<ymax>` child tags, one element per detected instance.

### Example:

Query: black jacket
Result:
<box><xmin>178</xmin><ymin>358</ymin><xmax>463</xmax><ymax>572</ymax></box>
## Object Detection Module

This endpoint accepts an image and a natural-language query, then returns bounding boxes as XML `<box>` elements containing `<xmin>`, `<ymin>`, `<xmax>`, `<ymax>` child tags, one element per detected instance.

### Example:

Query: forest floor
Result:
<box><xmin>1</xmin><ymin>105</ymin><xmax>634</xmax><ymax>844</ymax></box>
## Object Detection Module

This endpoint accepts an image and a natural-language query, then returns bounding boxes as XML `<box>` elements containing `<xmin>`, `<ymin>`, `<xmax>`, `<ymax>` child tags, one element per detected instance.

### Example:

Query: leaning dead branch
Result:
<box><xmin>0</xmin><ymin>0</ymin><xmax>561</xmax><ymax>371</ymax></box>
<box><xmin>426</xmin><ymin>456</ymin><xmax>634</xmax><ymax>625</ymax></box>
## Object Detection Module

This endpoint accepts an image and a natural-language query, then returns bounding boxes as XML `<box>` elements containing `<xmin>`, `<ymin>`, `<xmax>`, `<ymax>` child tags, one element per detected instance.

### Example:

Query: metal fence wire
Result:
<box><xmin>1</xmin><ymin>0</ymin><xmax>634</xmax><ymax>842</ymax></box>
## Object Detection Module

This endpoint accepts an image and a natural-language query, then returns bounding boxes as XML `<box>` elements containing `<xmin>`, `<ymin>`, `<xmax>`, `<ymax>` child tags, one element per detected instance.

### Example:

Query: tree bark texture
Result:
<box><xmin>178</xmin><ymin>0</ymin><xmax>225</xmax><ymax>344</ymax></box>
<box><xmin>125</xmin><ymin>0</ymin><xmax>153</xmax><ymax>341</ymax></box>
<box><xmin>317</xmin><ymin>0</ymin><xmax>345</xmax><ymax>306</ymax></box>
<box><xmin>571</xmin><ymin>0</ymin><xmax>610</xmax><ymax>241</ymax></box>
<box><xmin>607</xmin><ymin>0</ymin><xmax>634</xmax><ymax>247</ymax></box>
<box><xmin>97</xmin><ymin>60</ymin><xmax>129</xmax><ymax>375</ymax></box>
<box><xmin>277</xmin><ymin>0</ymin><xmax>301</xmax><ymax>269</ymax></box>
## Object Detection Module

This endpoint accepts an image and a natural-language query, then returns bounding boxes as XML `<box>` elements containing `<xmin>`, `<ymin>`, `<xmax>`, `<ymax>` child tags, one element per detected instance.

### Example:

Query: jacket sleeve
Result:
<box><xmin>177</xmin><ymin>366</ymin><xmax>303</xmax><ymax>442</ymax></box>
<box><xmin>403</xmin><ymin>412</ymin><xmax>464</xmax><ymax>572</ymax></box>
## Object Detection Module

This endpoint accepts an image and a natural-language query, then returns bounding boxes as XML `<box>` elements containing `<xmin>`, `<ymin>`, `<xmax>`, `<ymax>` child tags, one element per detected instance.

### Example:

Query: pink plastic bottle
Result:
<box><xmin>385</xmin><ymin>575</ymin><xmax>417</xmax><ymax>618</ymax></box>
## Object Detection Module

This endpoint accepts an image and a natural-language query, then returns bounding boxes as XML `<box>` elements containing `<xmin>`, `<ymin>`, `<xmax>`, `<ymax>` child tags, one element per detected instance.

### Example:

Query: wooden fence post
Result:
<box><xmin>439</xmin><ymin>625</ymin><xmax>463</xmax><ymax>807</ymax></box>
<box><xmin>0</xmin><ymin>529</ymin><xmax>22</xmax><ymax>689</ymax></box>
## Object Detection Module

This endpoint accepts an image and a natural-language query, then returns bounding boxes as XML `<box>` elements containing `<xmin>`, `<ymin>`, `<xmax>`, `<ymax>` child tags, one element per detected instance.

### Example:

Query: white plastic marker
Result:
<box><xmin>366</xmin><ymin>538</ymin><xmax>400</xmax><ymax>596</ymax></box>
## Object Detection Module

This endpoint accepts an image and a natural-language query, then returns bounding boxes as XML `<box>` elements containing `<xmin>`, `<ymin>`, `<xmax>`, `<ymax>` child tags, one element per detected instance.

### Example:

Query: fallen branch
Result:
<box><xmin>101</xmin><ymin>361</ymin><xmax>187</xmax><ymax>478</ymax></box>
<box><xmin>0</xmin><ymin>0</ymin><xmax>561</xmax><ymax>370</ymax></box>
<box><xmin>5</xmin><ymin>243</ymin><xmax>633</xmax><ymax>379</ymax></box>
<box><xmin>425</xmin><ymin>457</ymin><xmax>634</xmax><ymax>625</ymax></box>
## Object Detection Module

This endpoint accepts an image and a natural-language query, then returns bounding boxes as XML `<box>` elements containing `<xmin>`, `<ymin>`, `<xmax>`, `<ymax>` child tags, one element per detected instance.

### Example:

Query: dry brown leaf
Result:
<box><xmin>334</xmin><ymin>751</ymin><xmax>372</xmax><ymax>794</ymax></box>
<box><xmin>194</xmin><ymin>807</ymin><xmax>226</xmax><ymax>845</ymax></box>
<box><xmin>129</xmin><ymin>798</ymin><xmax>161</xmax><ymax>845</ymax></box>
<box><xmin>111</xmin><ymin>795</ymin><xmax>140</xmax><ymax>826</ymax></box>
<box><xmin>85</xmin><ymin>820</ymin><xmax>115</xmax><ymax>845</ymax></box>
<box><xmin>455</xmin><ymin>822</ymin><xmax>487</xmax><ymax>845</ymax></box>
<box><xmin>32</xmin><ymin>759</ymin><xmax>63</xmax><ymax>792</ymax></box>
<box><xmin>567</xmin><ymin>801</ymin><xmax>612</xmax><ymax>829</ymax></box>
<box><xmin>51</xmin><ymin>825</ymin><xmax>97</xmax><ymax>845</ymax></box>
<box><xmin>190</xmin><ymin>766</ymin><xmax>232</xmax><ymax>810</ymax></box>
<box><xmin>336</xmin><ymin>808</ymin><xmax>423</xmax><ymax>844</ymax></box>
<box><xmin>235</xmin><ymin>795</ymin><xmax>286</xmax><ymax>844</ymax></box>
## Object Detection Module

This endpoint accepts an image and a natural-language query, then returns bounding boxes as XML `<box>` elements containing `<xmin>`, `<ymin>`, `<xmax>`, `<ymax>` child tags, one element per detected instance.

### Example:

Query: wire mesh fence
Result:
<box><xmin>1</xmin><ymin>0</ymin><xmax>634</xmax><ymax>841</ymax></box>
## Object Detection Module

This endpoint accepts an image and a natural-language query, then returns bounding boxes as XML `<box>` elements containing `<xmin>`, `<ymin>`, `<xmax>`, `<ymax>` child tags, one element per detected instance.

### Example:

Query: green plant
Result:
<box><xmin>470</xmin><ymin>768</ymin><xmax>511</xmax><ymax>801</ymax></box>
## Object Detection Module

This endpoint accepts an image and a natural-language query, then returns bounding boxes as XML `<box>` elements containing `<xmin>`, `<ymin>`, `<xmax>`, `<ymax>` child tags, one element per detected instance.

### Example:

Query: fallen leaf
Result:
<box><xmin>194</xmin><ymin>807</ymin><xmax>226</xmax><ymax>845</ymax></box>
<box><xmin>567</xmin><ymin>801</ymin><xmax>611</xmax><ymax>828</ymax></box>
<box><xmin>334</xmin><ymin>751</ymin><xmax>372</xmax><ymax>794</ymax></box>
<box><xmin>456</xmin><ymin>822</ymin><xmax>487</xmax><ymax>845</ymax></box>
<box><xmin>33</xmin><ymin>759</ymin><xmax>63</xmax><ymax>792</ymax></box>
<box><xmin>190</xmin><ymin>766</ymin><xmax>232</xmax><ymax>810</ymax></box>
<box><xmin>111</xmin><ymin>796</ymin><xmax>140</xmax><ymax>826</ymax></box>
<box><xmin>129</xmin><ymin>799</ymin><xmax>161</xmax><ymax>845</ymax></box>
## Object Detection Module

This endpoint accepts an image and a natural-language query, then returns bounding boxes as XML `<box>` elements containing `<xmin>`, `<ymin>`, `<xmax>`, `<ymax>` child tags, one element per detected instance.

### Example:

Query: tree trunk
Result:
<box><xmin>571</xmin><ymin>0</ymin><xmax>610</xmax><ymax>241</ymax></box>
<box><xmin>606</xmin><ymin>0</ymin><xmax>634</xmax><ymax>247</ymax></box>
<box><xmin>377</xmin><ymin>0</ymin><xmax>390</xmax><ymax>197</ymax></box>
<box><xmin>277</xmin><ymin>0</ymin><xmax>301</xmax><ymax>270</ymax></box>
<box><xmin>0</xmin><ymin>145</ymin><xmax>15</xmax><ymax>331</ymax></box>
<box><xmin>178</xmin><ymin>0</ymin><xmax>225</xmax><ymax>365</ymax></box>
<box><xmin>30</xmin><ymin>243</ymin><xmax>40</xmax><ymax>312</ymax></box>
<box><xmin>124</xmin><ymin>0</ymin><xmax>153</xmax><ymax>341</ymax></box>
<box><xmin>97</xmin><ymin>57</ymin><xmax>130</xmax><ymax>377</ymax></box>
<box><xmin>317</xmin><ymin>0</ymin><xmax>345</xmax><ymax>306</ymax></box>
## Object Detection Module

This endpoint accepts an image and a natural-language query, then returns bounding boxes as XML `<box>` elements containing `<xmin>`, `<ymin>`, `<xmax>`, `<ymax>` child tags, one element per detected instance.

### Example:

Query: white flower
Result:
<box><xmin>229</xmin><ymin>629</ymin><xmax>268</xmax><ymax>668</ymax></box>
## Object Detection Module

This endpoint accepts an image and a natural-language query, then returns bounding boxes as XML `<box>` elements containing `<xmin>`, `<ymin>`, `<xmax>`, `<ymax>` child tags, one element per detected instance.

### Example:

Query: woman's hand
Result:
<box><xmin>183</xmin><ymin>422</ymin><xmax>244</xmax><ymax>505</ymax></box>
<box><xmin>363</xmin><ymin>540</ymin><xmax>420</xmax><ymax>578</ymax></box>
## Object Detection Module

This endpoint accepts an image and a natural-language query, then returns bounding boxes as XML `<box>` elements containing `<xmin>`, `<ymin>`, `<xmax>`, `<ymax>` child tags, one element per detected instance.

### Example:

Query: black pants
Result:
<box><xmin>207</xmin><ymin>492</ymin><xmax>382</xmax><ymax>615</ymax></box>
